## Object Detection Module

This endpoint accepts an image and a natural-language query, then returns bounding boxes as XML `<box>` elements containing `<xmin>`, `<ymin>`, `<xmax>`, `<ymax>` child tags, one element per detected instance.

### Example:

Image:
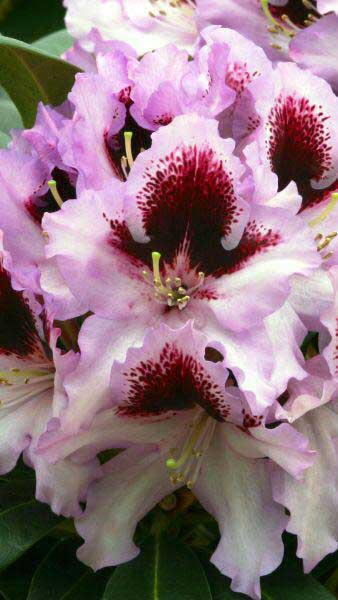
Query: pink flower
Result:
<box><xmin>37</xmin><ymin>322</ymin><xmax>314</xmax><ymax>599</ymax></box>
<box><xmin>0</xmin><ymin>104</ymin><xmax>87</xmax><ymax>320</ymax></box>
<box><xmin>43</xmin><ymin>114</ymin><xmax>319</xmax><ymax>421</ymax></box>
<box><xmin>0</xmin><ymin>237</ymin><xmax>98</xmax><ymax>516</ymax></box>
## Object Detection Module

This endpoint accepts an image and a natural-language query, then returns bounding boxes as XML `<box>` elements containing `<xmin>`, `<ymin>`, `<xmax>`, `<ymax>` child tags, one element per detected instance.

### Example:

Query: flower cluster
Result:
<box><xmin>1</xmin><ymin>2</ymin><xmax>338</xmax><ymax>599</ymax></box>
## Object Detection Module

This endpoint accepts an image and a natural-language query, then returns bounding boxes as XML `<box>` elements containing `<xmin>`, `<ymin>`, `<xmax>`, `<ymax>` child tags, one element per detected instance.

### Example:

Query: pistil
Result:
<box><xmin>48</xmin><ymin>180</ymin><xmax>63</xmax><ymax>208</ymax></box>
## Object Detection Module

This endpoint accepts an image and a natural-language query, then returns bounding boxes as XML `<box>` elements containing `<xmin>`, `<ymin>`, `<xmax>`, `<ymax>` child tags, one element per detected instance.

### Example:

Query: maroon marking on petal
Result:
<box><xmin>104</xmin><ymin>213</ymin><xmax>280</xmax><ymax>287</ymax></box>
<box><xmin>118</xmin><ymin>86</ymin><xmax>132</xmax><ymax>108</ymax></box>
<box><xmin>26</xmin><ymin>167</ymin><xmax>76</xmax><ymax>225</ymax></box>
<box><xmin>215</xmin><ymin>220</ymin><xmax>281</xmax><ymax>276</ymax></box>
<box><xmin>153</xmin><ymin>113</ymin><xmax>173</xmax><ymax>126</ymax></box>
<box><xmin>117</xmin><ymin>342</ymin><xmax>229</xmax><ymax>421</ymax></box>
<box><xmin>136</xmin><ymin>144</ymin><xmax>243</xmax><ymax>274</ymax></box>
<box><xmin>267</xmin><ymin>94</ymin><xmax>333</xmax><ymax>194</ymax></box>
<box><xmin>104</xmin><ymin>215</ymin><xmax>152</xmax><ymax>268</ymax></box>
<box><xmin>0</xmin><ymin>264</ymin><xmax>44</xmax><ymax>359</ymax></box>
<box><xmin>269</xmin><ymin>0</ymin><xmax>318</xmax><ymax>27</ymax></box>
<box><xmin>226</xmin><ymin>63</ymin><xmax>259</xmax><ymax>95</ymax></box>
<box><xmin>299</xmin><ymin>178</ymin><xmax>338</xmax><ymax>212</ymax></box>
<box><xmin>242</xmin><ymin>409</ymin><xmax>264</xmax><ymax>429</ymax></box>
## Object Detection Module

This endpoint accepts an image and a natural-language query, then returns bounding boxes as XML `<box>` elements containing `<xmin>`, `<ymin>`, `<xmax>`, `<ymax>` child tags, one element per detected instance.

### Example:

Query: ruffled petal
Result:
<box><xmin>194</xmin><ymin>425</ymin><xmax>287</xmax><ymax>599</ymax></box>
<box><xmin>272</xmin><ymin>405</ymin><xmax>338</xmax><ymax>571</ymax></box>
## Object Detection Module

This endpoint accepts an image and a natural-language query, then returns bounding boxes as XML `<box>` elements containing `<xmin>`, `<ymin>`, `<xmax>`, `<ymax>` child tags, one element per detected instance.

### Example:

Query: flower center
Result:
<box><xmin>142</xmin><ymin>251</ymin><xmax>205</xmax><ymax>310</ymax></box>
<box><xmin>261</xmin><ymin>0</ymin><xmax>319</xmax><ymax>48</ymax></box>
<box><xmin>166</xmin><ymin>409</ymin><xmax>216</xmax><ymax>488</ymax></box>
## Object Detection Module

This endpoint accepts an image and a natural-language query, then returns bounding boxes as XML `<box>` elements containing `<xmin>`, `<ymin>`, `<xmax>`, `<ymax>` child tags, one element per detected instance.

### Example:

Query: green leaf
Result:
<box><xmin>0</xmin><ymin>498</ymin><xmax>62</xmax><ymax>571</ymax></box>
<box><xmin>0</xmin><ymin>130</ymin><xmax>10</xmax><ymax>148</ymax></box>
<box><xmin>33</xmin><ymin>30</ymin><xmax>73</xmax><ymax>58</ymax></box>
<box><xmin>0</xmin><ymin>479</ymin><xmax>35</xmax><ymax>512</ymax></box>
<box><xmin>325</xmin><ymin>566</ymin><xmax>338</xmax><ymax>596</ymax></box>
<box><xmin>0</xmin><ymin>95</ymin><xmax>22</xmax><ymax>133</ymax></box>
<box><xmin>0</xmin><ymin>0</ymin><xmax>66</xmax><ymax>44</ymax></box>
<box><xmin>104</xmin><ymin>535</ymin><xmax>212</xmax><ymax>600</ymax></box>
<box><xmin>0</xmin><ymin>34</ymin><xmax>79</xmax><ymax>127</ymax></box>
<box><xmin>312</xmin><ymin>551</ymin><xmax>338</xmax><ymax>580</ymax></box>
<box><xmin>27</xmin><ymin>538</ymin><xmax>86</xmax><ymax>600</ymax></box>
<box><xmin>60</xmin><ymin>569</ymin><xmax>112</xmax><ymax>600</ymax></box>
<box><xmin>0</xmin><ymin>539</ymin><xmax>51</xmax><ymax>600</ymax></box>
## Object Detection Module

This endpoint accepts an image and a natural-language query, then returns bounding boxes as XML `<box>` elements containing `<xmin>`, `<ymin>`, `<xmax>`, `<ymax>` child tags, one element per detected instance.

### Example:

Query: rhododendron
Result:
<box><xmin>1</xmin><ymin>7</ymin><xmax>338</xmax><ymax>599</ymax></box>
<box><xmin>37</xmin><ymin>322</ymin><xmax>314</xmax><ymax>598</ymax></box>
<box><xmin>0</xmin><ymin>237</ymin><xmax>98</xmax><ymax>516</ymax></box>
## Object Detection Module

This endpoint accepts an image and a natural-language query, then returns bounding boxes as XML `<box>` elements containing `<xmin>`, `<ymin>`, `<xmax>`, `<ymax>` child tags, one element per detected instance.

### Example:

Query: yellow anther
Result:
<box><xmin>260</xmin><ymin>0</ymin><xmax>294</xmax><ymax>37</ymax></box>
<box><xmin>317</xmin><ymin>232</ymin><xmax>337</xmax><ymax>251</ymax></box>
<box><xmin>48</xmin><ymin>180</ymin><xmax>63</xmax><ymax>209</ymax></box>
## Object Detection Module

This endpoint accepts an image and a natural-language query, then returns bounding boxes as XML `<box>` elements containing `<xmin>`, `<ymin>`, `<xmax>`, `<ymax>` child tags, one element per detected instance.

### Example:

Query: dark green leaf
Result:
<box><xmin>0</xmin><ymin>479</ymin><xmax>35</xmax><ymax>512</ymax></box>
<box><xmin>0</xmin><ymin>34</ymin><xmax>79</xmax><ymax>127</ymax></box>
<box><xmin>61</xmin><ymin>569</ymin><xmax>112</xmax><ymax>600</ymax></box>
<box><xmin>312</xmin><ymin>550</ymin><xmax>338</xmax><ymax>580</ymax></box>
<box><xmin>33</xmin><ymin>30</ymin><xmax>73</xmax><ymax>58</ymax></box>
<box><xmin>0</xmin><ymin>539</ymin><xmax>50</xmax><ymax>600</ymax></box>
<box><xmin>0</xmin><ymin>499</ymin><xmax>62</xmax><ymax>571</ymax></box>
<box><xmin>27</xmin><ymin>538</ymin><xmax>86</xmax><ymax>600</ymax></box>
<box><xmin>0</xmin><ymin>0</ymin><xmax>66</xmax><ymax>44</ymax></box>
<box><xmin>104</xmin><ymin>535</ymin><xmax>212</xmax><ymax>600</ymax></box>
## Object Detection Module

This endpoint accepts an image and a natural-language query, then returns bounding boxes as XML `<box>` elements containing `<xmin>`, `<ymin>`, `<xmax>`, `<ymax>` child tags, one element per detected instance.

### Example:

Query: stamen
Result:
<box><xmin>261</xmin><ymin>0</ymin><xmax>294</xmax><ymax>37</ymax></box>
<box><xmin>166</xmin><ymin>411</ymin><xmax>215</xmax><ymax>488</ymax></box>
<box><xmin>309</xmin><ymin>193</ymin><xmax>338</xmax><ymax>228</ymax></box>
<box><xmin>48</xmin><ymin>180</ymin><xmax>63</xmax><ymax>208</ymax></box>
<box><xmin>0</xmin><ymin>368</ymin><xmax>51</xmax><ymax>380</ymax></box>
<box><xmin>142</xmin><ymin>253</ymin><xmax>205</xmax><ymax>309</ymax></box>
<box><xmin>317</xmin><ymin>232</ymin><xmax>337</xmax><ymax>251</ymax></box>
<box><xmin>123</xmin><ymin>131</ymin><xmax>134</xmax><ymax>171</ymax></box>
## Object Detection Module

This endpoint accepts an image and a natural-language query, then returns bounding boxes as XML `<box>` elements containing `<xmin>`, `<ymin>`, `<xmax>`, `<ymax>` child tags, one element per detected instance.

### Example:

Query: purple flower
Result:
<box><xmin>0</xmin><ymin>237</ymin><xmax>98</xmax><ymax>516</ymax></box>
<box><xmin>37</xmin><ymin>321</ymin><xmax>314</xmax><ymax>598</ymax></box>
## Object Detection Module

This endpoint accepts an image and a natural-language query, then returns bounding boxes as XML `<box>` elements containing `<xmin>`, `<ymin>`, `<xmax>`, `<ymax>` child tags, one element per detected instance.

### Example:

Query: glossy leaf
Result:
<box><xmin>0</xmin><ymin>34</ymin><xmax>79</xmax><ymax>127</ymax></box>
<box><xmin>0</xmin><ymin>539</ymin><xmax>51</xmax><ymax>600</ymax></box>
<box><xmin>0</xmin><ymin>496</ymin><xmax>62</xmax><ymax>571</ymax></box>
<box><xmin>27</xmin><ymin>539</ymin><xmax>86</xmax><ymax>600</ymax></box>
<box><xmin>34</xmin><ymin>30</ymin><xmax>73</xmax><ymax>58</ymax></box>
<box><xmin>0</xmin><ymin>0</ymin><xmax>66</xmax><ymax>44</ymax></box>
<box><xmin>104</xmin><ymin>535</ymin><xmax>212</xmax><ymax>600</ymax></box>
<box><xmin>61</xmin><ymin>569</ymin><xmax>112</xmax><ymax>600</ymax></box>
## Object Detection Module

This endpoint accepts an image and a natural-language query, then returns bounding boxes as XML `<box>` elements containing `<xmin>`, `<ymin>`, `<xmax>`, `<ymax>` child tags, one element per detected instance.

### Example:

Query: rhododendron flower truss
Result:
<box><xmin>0</xmin><ymin>240</ymin><xmax>98</xmax><ymax>516</ymax></box>
<box><xmin>251</xmin><ymin>62</ymin><xmax>338</xmax><ymax>221</ymax></box>
<box><xmin>43</xmin><ymin>114</ymin><xmax>319</xmax><ymax>417</ymax></box>
<box><xmin>38</xmin><ymin>323</ymin><xmax>314</xmax><ymax>599</ymax></box>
